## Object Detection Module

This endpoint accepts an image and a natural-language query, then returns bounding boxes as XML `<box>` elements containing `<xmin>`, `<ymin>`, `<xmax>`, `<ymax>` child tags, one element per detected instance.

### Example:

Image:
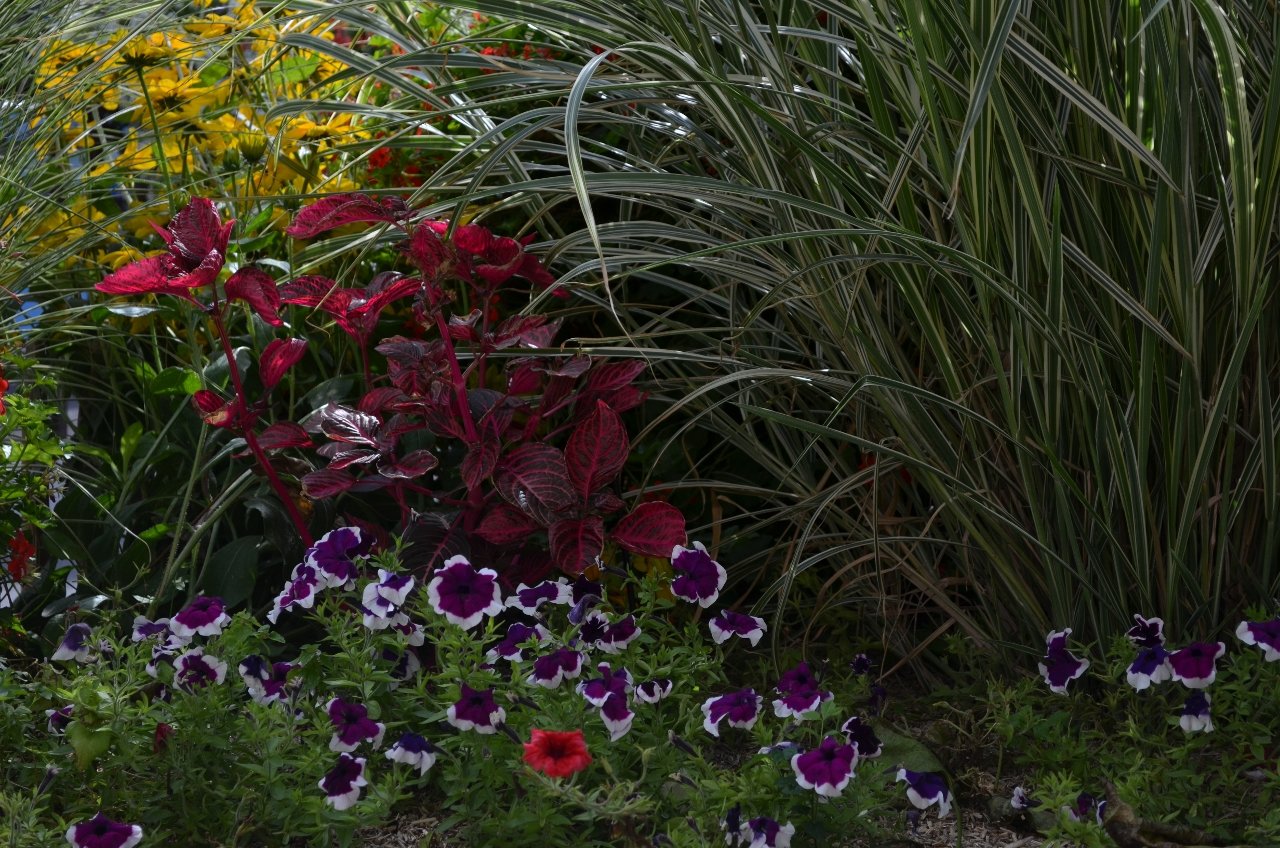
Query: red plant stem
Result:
<box><xmin>433</xmin><ymin>310</ymin><xmax>478</xmax><ymax>444</ymax></box>
<box><xmin>210</xmin><ymin>309</ymin><xmax>314</xmax><ymax>546</ymax></box>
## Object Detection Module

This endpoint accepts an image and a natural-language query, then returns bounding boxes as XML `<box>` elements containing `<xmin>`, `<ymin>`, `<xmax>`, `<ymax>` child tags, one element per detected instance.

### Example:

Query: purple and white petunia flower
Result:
<box><xmin>487</xmin><ymin>622</ymin><xmax>549</xmax><ymax>662</ymax></box>
<box><xmin>775</xmin><ymin>662</ymin><xmax>819</xmax><ymax>695</ymax></box>
<box><xmin>1066</xmin><ymin>792</ymin><xmax>1106</xmax><ymax>825</ymax></box>
<box><xmin>772</xmin><ymin>688</ymin><xmax>832</xmax><ymax>719</ymax></box>
<box><xmin>506</xmin><ymin>579</ymin><xmax>572</xmax><ymax>614</ymax></box>
<box><xmin>447</xmin><ymin>684</ymin><xmax>505</xmax><ymax>734</ymax></box>
<box><xmin>326</xmin><ymin>698</ymin><xmax>385</xmax><ymax>752</ymax></box>
<box><xmin>320</xmin><ymin>753</ymin><xmax>367</xmax><ymax>810</ymax></box>
<box><xmin>709</xmin><ymin>609</ymin><xmax>767</xmax><ymax>646</ymax></box>
<box><xmin>897</xmin><ymin>769</ymin><xmax>953</xmax><ymax>817</ymax></box>
<box><xmin>173</xmin><ymin>648</ymin><xmax>227</xmax><ymax>690</ymax></box>
<box><xmin>791</xmin><ymin>736</ymin><xmax>858</xmax><ymax>797</ymax></box>
<box><xmin>840</xmin><ymin>716</ymin><xmax>882</xmax><ymax>758</ymax></box>
<box><xmin>64</xmin><ymin>812</ymin><xmax>142</xmax><ymax>848</ymax></box>
<box><xmin>1168</xmin><ymin>641</ymin><xmax>1226</xmax><ymax>689</ymax></box>
<box><xmin>1011</xmin><ymin>786</ymin><xmax>1039</xmax><ymax>810</ymax></box>
<box><xmin>145</xmin><ymin>635</ymin><xmax>184</xmax><ymax>678</ymax></box>
<box><xmin>595</xmin><ymin>614</ymin><xmax>641</xmax><ymax>654</ymax></box>
<box><xmin>373</xmin><ymin>569</ymin><xmax>414</xmax><ymax>606</ymax></box>
<box><xmin>527</xmin><ymin>648</ymin><xmax>586</xmax><ymax>688</ymax></box>
<box><xmin>169</xmin><ymin>595</ymin><xmax>230</xmax><ymax>642</ymax></box>
<box><xmin>1038</xmin><ymin>628</ymin><xmax>1090</xmax><ymax>694</ymax></box>
<box><xmin>52</xmin><ymin>623</ymin><xmax>93</xmax><ymax>663</ymax></box>
<box><xmin>360</xmin><ymin>582</ymin><xmax>410</xmax><ymax>631</ymax></box>
<box><xmin>599</xmin><ymin>691</ymin><xmax>635</xmax><ymax>741</ymax></box>
<box><xmin>578</xmin><ymin>663</ymin><xmax>633</xmax><ymax>706</ymax></box>
<box><xmin>1126</xmin><ymin>614</ymin><xmax>1166</xmax><ymax>648</ymax></box>
<box><xmin>635</xmin><ymin>678</ymin><xmax>673</xmax><ymax>703</ymax></box>
<box><xmin>385</xmin><ymin>732</ymin><xmax>437</xmax><ymax>775</ymax></box>
<box><xmin>1179</xmin><ymin>691</ymin><xmax>1213</xmax><ymax>733</ymax></box>
<box><xmin>742</xmin><ymin>817</ymin><xmax>794</xmax><ymax>848</ymax></box>
<box><xmin>131</xmin><ymin>616</ymin><xmax>171</xmax><ymax>643</ymax></box>
<box><xmin>268</xmin><ymin>564</ymin><xmax>321</xmax><ymax>624</ymax></box>
<box><xmin>382</xmin><ymin>647</ymin><xmax>421</xmax><ymax>689</ymax></box>
<box><xmin>670</xmin><ymin>541</ymin><xmax>727</xmax><ymax>607</ymax></box>
<box><xmin>1236</xmin><ymin>618</ymin><xmax>1280</xmax><ymax>662</ymax></box>
<box><xmin>702</xmin><ymin>689</ymin><xmax>763</xmax><ymax>737</ymax></box>
<box><xmin>46</xmin><ymin>705</ymin><xmax>73</xmax><ymax>734</ymax></box>
<box><xmin>238</xmin><ymin>655</ymin><xmax>296</xmax><ymax>705</ymax></box>
<box><xmin>306</xmin><ymin>526</ymin><xmax>371</xmax><ymax>590</ymax></box>
<box><xmin>1126</xmin><ymin>645</ymin><xmax>1172</xmax><ymax>691</ymax></box>
<box><xmin>426</xmin><ymin>555</ymin><xmax>504</xmax><ymax>629</ymax></box>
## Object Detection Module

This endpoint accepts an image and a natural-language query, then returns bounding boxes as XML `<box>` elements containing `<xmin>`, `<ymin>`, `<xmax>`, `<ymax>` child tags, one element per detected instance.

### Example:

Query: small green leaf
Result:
<box><xmin>872</xmin><ymin>720</ymin><xmax>946</xmax><ymax>774</ymax></box>
<box><xmin>66</xmin><ymin>721</ymin><xmax>113</xmax><ymax>770</ymax></box>
<box><xmin>119</xmin><ymin>422</ymin><xmax>144</xmax><ymax>468</ymax></box>
<box><xmin>150</xmin><ymin>367</ymin><xmax>202</xmax><ymax>397</ymax></box>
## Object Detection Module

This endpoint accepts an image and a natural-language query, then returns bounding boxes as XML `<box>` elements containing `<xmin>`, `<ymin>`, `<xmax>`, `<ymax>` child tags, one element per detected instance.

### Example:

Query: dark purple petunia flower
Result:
<box><xmin>578</xmin><ymin>663</ymin><xmax>632</xmax><ymax>706</ymax></box>
<box><xmin>772</xmin><ymin>688</ymin><xmax>832</xmax><ymax>719</ymax></box>
<box><xmin>487</xmin><ymin>622</ymin><xmax>549</xmax><ymax>662</ymax></box>
<box><xmin>596</xmin><ymin>614</ymin><xmax>641</xmax><ymax>654</ymax></box>
<box><xmin>1168</xmin><ymin>641</ymin><xmax>1226</xmax><ymax>688</ymax></box>
<box><xmin>131</xmin><ymin>616</ymin><xmax>171</xmax><ymax>643</ymax></box>
<box><xmin>791</xmin><ymin>736</ymin><xmax>858</xmax><ymax>797</ymax></box>
<box><xmin>527</xmin><ymin>648</ymin><xmax>586</xmax><ymax>688</ymax></box>
<box><xmin>839</xmin><ymin>716</ymin><xmax>882</xmax><ymax>758</ymax></box>
<box><xmin>326</xmin><ymin>698</ymin><xmax>385</xmax><ymax>752</ymax></box>
<box><xmin>670</xmin><ymin>542</ymin><xmax>727</xmax><ymax>607</ymax></box>
<box><xmin>599</xmin><ymin>691</ymin><xmax>634</xmax><ymax>741</ymax></box>
<box><xmin>385</xmin><ymin>732</ymin><xmax>437</xmax><ymax>775</ymax></box>
<box><xmin>173</xmin><ymin>648</ymin><xmax>228</xmax><ymax>690</ymax></box>
<box><xmin>507</xmin><ymin>579</ymin><xmax>572</xmax><ymax>614</ymax></box>
<box><xmin>382</xmin><ymin>647</ymin><xmax>421</xmax><ymax>689</ymax></box>
<box><xmin>306</xmin><ymin>526</ymin><xmax>371</xmax><ymax>590</ymax></box>
<box><xmin>360</xmin><ymin>582</ymin><xmax>410</xmax><ymax>632</ymax></box>
<box><xmin>743</xmin><ymin>817</ymin><xmax>795</xmax><ymax>848</ymax></box>
<box><xmin>64</xmin><ymin>812</ymin><xmax>143</xmax><ymax>848</ymax></box>
<box><xmin>897</xmin><ymin>769</ymin><xmax>953</xmax><ymax>817</ymax></box>
<box><xmin>1236</xmin><ymin>618</ymin><xmax>1280</xmax><ymax>662</ymax></box>
<box><xmin>709</xmin><ymin>609</ymin><xmax>767</xmax><ymax>646</ymax></box>
<box><xmin>1126</xmin><ymin>644</ymin><xmax>1172</xmax><ymax>691</ymax></box>
<box><xmin>635</xmin><ymin>678</ymin><xmax>673</xmax><ymax>703</ymax></box>
<box><xmin>52</xmin><ymin>623</ymin><xmax>93</xmax><ymax>663</ymax></box>
<box><xmin>702</xmin><ymin>689</ymin><xmax>763</xmax><ymax>737</ymax></box>
<box><xmin>268</xmin><ymin>564</ymin><xmax>321</xmax><ymax>624</ymax></box>
<box><xmin>46</xmin><ymin>705</ymin><xmax>73</xmax><ymax>734</ymax></box>
<box><xmin>373</xmin><ymin>569</ymin><xmax>414</xmax><ymax>606</ymax></box>
<box><xmin>1180</xmin><ymin>691</ymin><xmax>1213</xmax><ymax>733</ymax></box>
<box><xmin>447</xmin><ymin>684</ymin><xmax>505</xmax><ymax>733</ymax></box>
<box><xmin>319</xmin><ymin>753</ymin><xmax>367</xmax><ymax>810</ymax></box>
<box><xmin>426</xmin><ymin>555</ymin><xmax>504</xmax><ymax>629</ymax></box>
<box><xmin>1011</xmin><ymin>786</ymin><xmax>1039</xmax><ymax>810</ymax></box>
<box><xmin>849</xmin><ymin>653</ymin><xmax>874</xmax><ymax>675</ymax></box>
<box><xmin>239</xmin><ymin>655</ymin><xmax>294</xmax><ymax>704</ymax></box>
<box><xmin>1038</xmin><ymin>628</ymin><xmax>1090</xmax><ymax>694</ymax></box>
<box><xmin>169</xmin><ymin>595</ymin><xmax>230</xmax><ymax>642</ymax></box>
<box><xmin>1066</xmin><ymin>792</ymin><xmax>1106</xmax><ymax>825</ymax></box>
<box><xmin>577</xmin><ymin>610</ymin><xmax>610</xmax><ymax>646</ymax></box>
<box><xmin>775</xmin><ymin>662</ymin><xmax>819</xmax><ymax>695</ymax></box>
<box><xmin>1126</xmin><ymin>614</ymin><xmax>1166</xmax><ymax>649</ymax></box>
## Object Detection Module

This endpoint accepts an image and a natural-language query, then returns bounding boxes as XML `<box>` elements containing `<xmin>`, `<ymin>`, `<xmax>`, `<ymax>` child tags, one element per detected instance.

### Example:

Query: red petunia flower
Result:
<box><xmin>522</xmin><ymin>728</ymin><xmax>592</xmax><ymax>778</ymax></box>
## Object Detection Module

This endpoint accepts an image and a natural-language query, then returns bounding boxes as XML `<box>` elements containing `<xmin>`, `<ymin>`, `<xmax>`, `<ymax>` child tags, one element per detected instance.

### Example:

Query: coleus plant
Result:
<box><xmin>96</xmin><ymin>194</ymin><xmax>685</xmax><ymax>580</ymax></box>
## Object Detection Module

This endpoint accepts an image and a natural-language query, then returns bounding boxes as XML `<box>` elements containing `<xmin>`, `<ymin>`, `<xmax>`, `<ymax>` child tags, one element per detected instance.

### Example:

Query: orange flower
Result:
<box><xmin>522</xmin><ymin>728</ymin><xmax>592</xmax><ymax>778</ymax></box>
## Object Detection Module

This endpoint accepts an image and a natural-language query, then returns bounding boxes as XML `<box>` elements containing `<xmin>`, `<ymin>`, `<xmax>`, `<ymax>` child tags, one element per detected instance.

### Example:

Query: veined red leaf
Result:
<box><xmin>359</xmin><ymin>387</ymin><xmax>407</xmax><ymax>414</ymax></box>
<box><xmin>166</xmin><ymin>197</ymin><xmax>233</xmax><ymax>267</ymax></box>
<box><xmin>549</xmin><ymin>516</ymin><xmax>604</xmax><ymax>575</ymax></box>
<box><xmin>317</xmin><ymin>402</ymin><xmax>381</xmax><ymax>446</ymax></box>
<box><xmin>96</xmin><ymin>256</ymin><xmax>173</xmax><ymax>296</ymax></box>
<box><xmin>611</xmin><ymin>501</ymin><xmax>686</xmax><ymax>556</ymax></box>
<box><xmin>279</xmin><ymin>275</ymin><xmax>341</xmax><ymax>309</ymax></box>
<box><xmin>302</xmin><ymin>467</ymin><xmax>357</xmax><ymax>499</ymax></box>
<box><xmin>225</xmin><ymin>267</ymin><xmax>282</xmax><ymax>326</ymax></box>
<box><xmin>585</xmin><ymin>360</ymin><xmax>647</xmax><ymax>393</ymax></box>
<box><xmin>191</xmin><ymin>390</ymin><xmax>238</xmax><ymax>429</ymax></box>
<box><xmin>495</xmin><ymin>444</ymin><xmax>576</xmax><ymax>513</ymax></box>
<box><xmin>285</xmin><ymin>193</ymin><xmax>408</xmax><ymax>239</ymax></box>
<box><xmin>256</xmin><ymin>421</ymin><xmax>312</xmax><ymax>451</ymax></box>
<box><xmin>401</xmin><ymin>511</ymin><xmax>470</xmax><ymax>571</ymax></box>
<box><xmin>377</xmin><ymin>449</ymin><xmax>438</xmax><ymax>479</ymax></box>
<box><xmin>475</xmin><ymin>503</ymin><xmax>539</xmax><ymax>546</ymax></box>
<box><xmin>259</xmin><ymin>338</ymin><xmax>307</xmax><ymax>390</ymax></box>
<box><xmin>461</xmin><ymin>437</ymin><xmax>500</xmax><ymax>490</ymax></box>
<box><xmin>565</xmin><ymin>400</ymin><xmax>628</xmax><ymax>500</ymax></box>
<box><xmin>589</xmin><ymin>491</ymin><xmax>626</xmax><ymax>514</ymax></box>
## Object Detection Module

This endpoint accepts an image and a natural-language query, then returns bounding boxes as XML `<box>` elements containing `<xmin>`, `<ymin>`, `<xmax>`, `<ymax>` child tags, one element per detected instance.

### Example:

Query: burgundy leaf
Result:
<box><xmin>359</xmin><ymin>387</ymin><xmax>408</xmax><ymax>415</ymax></box>
<box><xmin>165</xmin><ymin>197</ymin><xmax>233</xmax><ymax>268</ymax></box>
<box><xmin>401</xmin><ymin>511</ymin><xmax>470</xmax><ymax>571</ymax></box>
<box><xmin>475</xmin><ymin>503</ymin><xmax>540</xmax><ymax>546</ymax></box>
<box><xmin>285</xmin><ymin>193</ymin><xmax>408</xmax><ymax>239</ymax></box>
<box><xmin>377</xmin><ymin>449</ymin><xmax>438</xmax><ymax>479</ymax></box>
<box><xmin>473</xmin><ymin>237</ymin><xmax>524</xmax><ymax>286</ymax></box>
<box><xmin>317</xmin><ymin>402</ymin><xmax>381</xmax><ymax>446</ymax></box>
<box><xmin>589</xmin><ymin>491</ymin><xmax>626</xmax><ymax>514</ymax></box>
<box><xmin>549</xmin><ymin>516</ymin><xmax>605</xmax><ymax>576</ymax></box>
<box><xmin>452</xmin><ymin>224</ymin><xmax>492</xmax><ymax>255</ymax></box>
<box><xmin>259</xmin><ymin>338</ymin><xmax>308</xmax><ymax>390</ymax></box>
<box><xmin>585</xmin><ymin>360</ymin><xmax>647</xmax><ymax>393</ymax></box>
<box><xmin>191</xmin><ymin>390</ymin><xmax>238</xmax><ymax>429</ymax></box>
<box><xmin>256</xmin><ymin>421</ymin><xmax>312</xmax><ymax>450</ymax></box>
<box><xmin>320</xmin><ymin>446</ymin><xmax>381</xmax><ymax>470</ymax></box>
<box><xmin>516</xmin><ymin>251</ymin><xmax>559</xmax><ymax>290</ymax></box>
<box><xmin>279</xmin><ymin>275</ymin><xmax>341</xmax><ymax>309</ymax></box>
<box><xmin>565</xmin><ymin>400</ymin><xmax>629</xmax><ymax>500</ymax></box>
<box><xmin>448</xmin><ymin>309</ymin><xmax>483</xmax><ymax>342</ymax></box>
<box><xmin>490</xmin><ymin>315</ymin><xmax>562</xmax><ymax>350</ymax></box>
<box><xmin>225</xmin><ymin>267</ymin><xmax>282</xmax><ymax>326</ymax></box>
<box><xmin>495</xmin><ymin>444</ymin><xmax>577</xmax><ymax>513</ymax></box>
<box><xmin>611</xmin><ymin>501</ymin><xmax>686</xmax><ymax>557</ymax></box>
<box><xmin>537</xmin><ymin>355</ymin><xmax>592</xmax><ymax>378</ymax></box>
<box><xmin>592</xmin><ymin>384</ymin><xmax>647</xmax><ymax>416</ymax></box>
<box><xmin>302</xmin><ymin>467</ymin><xmax>357</xmax><ymax>499</ymax></box>
<box><xmin>507</xmin><ymin>360</ymin><xmax>542</xmax><ymax>395</ymax></box>
<box><xmin>96</xmin><ymin>256</ymin><xmax>175</xmax><ymax>297</ymax></box>
<box><xmin>461</xmin><ymin>437</ymin><xmax>500</xmax><ymax>490</ymax></box>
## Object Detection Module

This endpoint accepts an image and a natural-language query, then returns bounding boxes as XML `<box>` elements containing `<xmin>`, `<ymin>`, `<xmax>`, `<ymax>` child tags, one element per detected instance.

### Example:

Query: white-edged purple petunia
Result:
<box><xmin>595</xmin><ymin>614</ymin><xmax>641</xmax><ymax>654</ymax></box>
<box><xmin>360</xmin><ymin>581</ymin><xmax>410</xmax><ymax>631</ymax></box>
<box><xmin>46</xmin><ymin>705</ymin><xmax>73</xmax><ymax>734</ymax></box>
<box><xmin>326</xmin><ymin>697</ymin><xmax>386</xmax><ymax>752</ymax></box>
<box><xmin>1037</xmin><ymin>628</ymin><xmax>1090</xmax><ymax>694</ymax></box>
<box><xmin>1236</xmin><ymin>618</ymin><xmax>1280</xmax><ymax>662</ymax></box>
<box><xmin>169</xmin><ymin>595</ymin><xmax>230</xmax><ymax>642</ymax></box>
<box><xmin>1126</xmin><ymin>645</ymin><xmax>1172</xmax><ymax>691</ymax></box>
<box><xmin>772</xmin><ymin>688</ymin><xmax>832</xmax><ymax>719</ymax></box>
<box><xmin>268</xmin><ymin>563</ymin><xmax>321</xmax><ymax>624</ymax></box>
<box><xmin>447</xmin><ymin>684</ymin><xmax>505</xmax><ymax>734</ymax></box>
<box><xmin>320</xmin><ymin>753</ymin><xmax>367</xmax><ymax>810</ymax></box>
<box><xmin>238</xmin><ymin>655</ymin><xmax>296</xmax><ymax>705</ymax></box>
<box><xmin>131</xmin><ymin>616</ymin><xmax>171</xmax><ymax>643</ymax></box>
<box><xmin>599</xmin><ymin>691</ymin><xmax>635</xmax><ymax>741</ymax></box>
<box><xmin>52</xmin><ymin>623</ymin><xmax>93</xmax><ymax>663</ymax></box>
<box><xmin>1011</xmin><ymin>786</ymin><xmax>1039</xmax><ymax>810</ymax></box>
<box><xmin>670</xmin><ymin>541</ymin><xmax>727</xmax><ymax>607</ymax></box>
<box><xmin>527</xmin><ymin>648</ymin><xmax>586</xmax><ymax>688</ymax></box>
<box><xmin>635</xmin><ymin>678</ymin><xmax>673</xmax><ymax>703</ymax></box>
<box><xmin>64</xmin><ymin>812</ymin><xmax>142</xmax><ymax>848</ymax></box>
<box><xmin>709</xmin><ymin>609</ymin><xmax>767</xmax><ymax>646</ymax></box>
<box><xmin>506</xmin><ymin>578</ymin><xmax>571</xmax><ymax>614</ymax></box>
<box><xmin>306</xmin><ymin>526</ymin><xmax>371</xmax><ymax>590</ymax></box>
<box><xmin>775</xmin><ymin>662</ymin><xmax>819</xmax><ymax>695</ymax></box>
<box><xmin>1126</xmin><ymin>614</ymin><xmax>1166</xmax><ymax>648</ymax></box>
<box><xmin>897</xmin><ymin>769</ymin><xmax>953</xmax><ymax>817</ymax></box>
<box><xmin>385</xmin><ymin>732</ymin><xmax>438</xmax><ymax>775</ymax></box>
<box><xmin>578</xmin><ymin>662</ymin><xmax>632</xmax><ymax>706</ymax></box>
<box><xmin>373</xmin><ymin>569</ymin><xmax>414</xmax><ymax>606</ymax></box>
<box><xmin>381</xmin><ymin>647</ymin><xmax>421</xmax><ymax>689</ymax></box>
<box><xmin>741</xmin><ymin>817</ymin><xmax>794</xmax><ymax>848</ymax></box>
<box><xmin>487</xmin><ymin>622</ymin><xmax>549</xmax><ymax>662</ymax></box>
<box><xmin>1066</xmin><ymin>792</ymin><xmax>1106</xmax><ymax>825</ymax></box>
<box><xmin>840</xmin><ymin>715</ymin><xmax>882</xmax><ymax>758</ymax></box>
<box><xmin>1168</xmin><ymin>641</ymin><xmax>1226</xmax><ymax>689</ymax></box>
<box><xmin>1179</xmin><ymin>691</ymin><xmax>1213</xmax><ymax>733</ymax></box>
<box><xmin>702</xmin><ymin>689</ymin><xmax>763</xmax><ymax>737</ymax></box>
<box><xmin>791</xmin><ymin>736</ymin><xmax>858</xmax><ymax>797</ymax></box>
<box><xmin>426</xmin><ymin>555</ymin><xmax>504</xmax><ymax>629</ymax></box>
<box><xmin>173</xmin><ymin>647</ymin><xmax>227</xmax><ymax>690</ymax></box>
